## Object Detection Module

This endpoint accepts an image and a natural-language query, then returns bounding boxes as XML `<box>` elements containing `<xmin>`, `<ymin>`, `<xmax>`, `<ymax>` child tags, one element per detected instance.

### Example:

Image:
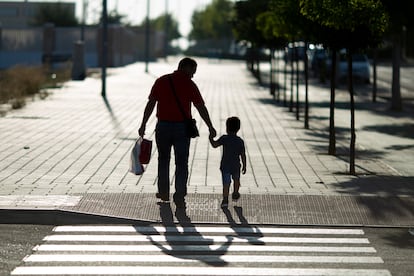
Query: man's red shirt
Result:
<box><xmin>149</xmin><ymin>70</ymin><xmax>204</xmax><ymax>122</ymax></box>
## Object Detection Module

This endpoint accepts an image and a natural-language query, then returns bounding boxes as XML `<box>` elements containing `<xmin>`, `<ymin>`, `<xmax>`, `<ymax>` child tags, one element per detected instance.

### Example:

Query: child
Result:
<box><xmin>209</xmin><ymin>117</ymin><xmax>246</xmax><ymax>208</ymax></box>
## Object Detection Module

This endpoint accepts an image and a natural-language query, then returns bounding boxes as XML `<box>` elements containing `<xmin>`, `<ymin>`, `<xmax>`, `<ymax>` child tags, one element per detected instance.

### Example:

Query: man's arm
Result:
<box><xmin>195</xmin><ymin>104</ymin><xmax>216</xmax><ymax>137</ymax></box>
<box><xmin>138</xmin><ymin>99</ymin><xmax>156</xmax><ymax>137</ymax></box>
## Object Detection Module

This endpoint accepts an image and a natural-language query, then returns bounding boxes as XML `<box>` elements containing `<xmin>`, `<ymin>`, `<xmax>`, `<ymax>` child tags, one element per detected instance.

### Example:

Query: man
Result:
<box><xmin>138</xmin><ymin>57</ymin><xmax>216</xmax><ymax>208</ymax></box>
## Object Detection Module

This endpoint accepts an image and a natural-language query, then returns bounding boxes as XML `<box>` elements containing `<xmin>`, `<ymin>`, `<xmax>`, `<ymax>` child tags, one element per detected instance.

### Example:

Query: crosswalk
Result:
<box><xmin>11</xmin><ymin>225</ymin><xmax>391</xmax><ymax>275</ymax></box>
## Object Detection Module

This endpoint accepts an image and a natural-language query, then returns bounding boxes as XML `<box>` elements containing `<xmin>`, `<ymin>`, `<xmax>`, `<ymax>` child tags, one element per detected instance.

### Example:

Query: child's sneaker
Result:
<box><xmin>221</xmin><ymin>198</ymin><xmax>229</xmax><ymax>208</ymax></box>
<box><xmin>232</xmin><ymin>192</ymin><xmax>240</xmax><ymax>201</ymax></box>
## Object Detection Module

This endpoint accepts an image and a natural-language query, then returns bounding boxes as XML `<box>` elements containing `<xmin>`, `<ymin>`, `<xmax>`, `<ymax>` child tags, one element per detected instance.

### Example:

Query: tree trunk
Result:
<box><xmin>270</xmin><ymin>49</ymin><xmax>275</xmax><ymax>97</ymax></box>
<box><xmin>391</xmin><ymin>33</ymin><xmax>402</xmax><ymax>111</ymax></box>
<box><xmin>284</xmin><ymin>54</ymin><xmax>287</xmax><ymax>107</ymax></box>
<box><xmin>372</xmin><ymin>48</ymin><xmax>377</xmax><ymax>102</ymax></box>
<box><xmin>275</xmin><ymin>50</ymin><xmax>280</xmax><ymax>102</ymax></box>
<box><xmin>347</xmin><ymin>50</ymin><xmax>356</xmax><ymax>175</ymax></box>
<box><xmin>255</xmin><ymin>48</ymin><xmax>262</xmax><ymax>85</ymax></box>
<box><xmin>295</xmin><ymin>47</ymin><xmax>300</xmax><ymax>121</ymax></box>
<box><xmin>304</xmin><ymin>41</ymin><xmax>309</xmax><ymax>129</ymax></box>
<box><xmin>289</xmin><ymin>48</ymin><xmax>294</xmax><ymax>112</ymax></box>
<box><xmin>328</xmin><ymin>51</ymin><xmax>337</xmax><ymax>155</ymax></box>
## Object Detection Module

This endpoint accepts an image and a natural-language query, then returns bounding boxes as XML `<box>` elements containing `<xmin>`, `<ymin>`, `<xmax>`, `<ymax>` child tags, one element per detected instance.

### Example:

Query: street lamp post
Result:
<box><xmin>81</xmin><ymin>0</ymin><xmax>87</xmax><ymax>41</ymax></box>
<box><xmin>164</xmin><ymin>0</ymin><xmax>169</xmax><ymax>60</ymax></box>
<box><xmin>101</xmin><ymin>0</ymin><xmax>108</xmax><ymax>98</ymax></box>
<box><xmin>145</xmin><ymin>0</ymin><xmax>150</xmax><ymax>73</ymax></box>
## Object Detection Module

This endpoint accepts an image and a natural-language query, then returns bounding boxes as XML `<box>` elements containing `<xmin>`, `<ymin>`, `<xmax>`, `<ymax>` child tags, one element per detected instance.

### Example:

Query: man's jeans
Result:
<box><xmin>155</xmin><ymin>121</ymin><xmax>190</xmax><ymax>203</ymax></box>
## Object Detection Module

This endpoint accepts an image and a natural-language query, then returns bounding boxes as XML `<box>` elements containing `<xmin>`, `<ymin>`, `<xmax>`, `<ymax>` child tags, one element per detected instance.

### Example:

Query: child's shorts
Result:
<box><xmin>221</xmin><ymin>169</ymin><xmax>240</xmax><ymax>186</ymax></box>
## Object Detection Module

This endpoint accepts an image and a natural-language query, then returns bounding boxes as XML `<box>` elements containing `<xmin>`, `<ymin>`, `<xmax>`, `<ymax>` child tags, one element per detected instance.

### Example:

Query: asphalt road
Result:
<box><xmin>0</xmin><ymin>224</ymin><xmax>53</xmax><ymax>276</ymax></box>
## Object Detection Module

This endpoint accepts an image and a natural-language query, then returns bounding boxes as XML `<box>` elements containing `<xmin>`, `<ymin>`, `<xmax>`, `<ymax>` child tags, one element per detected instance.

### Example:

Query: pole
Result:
<box><xmin>80</xmin><ymin>0</ymin><xmax>87</xmax><ymax>41</ymax></box>
<box><xmin>145</xmin><ymin>0</ymin><xmax>150</xmax><ymax>73</ymax></box>
<box><xmin>101</xmin><ymin>0</ymin><xmax>108</xmax><ymax>98</ymax></box>
<box><xmin>164</xmin><ymin>0</ymin><xmax>169</xmax><ymax>60</ymax></box>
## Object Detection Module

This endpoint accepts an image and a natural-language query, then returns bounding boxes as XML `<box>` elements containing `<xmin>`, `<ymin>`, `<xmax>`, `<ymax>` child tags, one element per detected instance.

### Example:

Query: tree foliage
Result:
<box><xmin>232</xmin><ymin>0</ymin><xmax>270</xmax><ymax>46</ymax></box>
<box><xmin>32</xmin><ymin>3</ymin><xmax>78</xmax><ymax>27</ymax></box>
<box><xmin>189</xmin><ymin>0</ymin><xmax>234</xmax><ymax>41</ymax></box>
<box><xmin>380</xmin><ymin>0</ymin><xmax>414</xmax><ymax>33</ymax></box>
<box><xmin>300</xmin><ymin>0</ymin><xmax>388</xmax><ymax>50</ymax></box>
<box><xmin>106</xmin><ymin>10</ymin><xmax>128</xmax><ymax>25</ymax></box>
<box><xmin>149</xmin><ymin>14</ymin><xmax>181</xmax><ymax>41</ymax></box>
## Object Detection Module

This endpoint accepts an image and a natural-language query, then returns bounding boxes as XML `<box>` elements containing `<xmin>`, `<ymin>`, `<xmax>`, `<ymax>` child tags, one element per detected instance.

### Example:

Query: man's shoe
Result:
<box><xmin>232</xmin><ymin>192</ymin><xmax>240</xmax><ymax>201</ymax></box>
<box><xmin>156</xmin><ymin>193</ymin><xmax>169</xmax><ymax>202</ymax></box>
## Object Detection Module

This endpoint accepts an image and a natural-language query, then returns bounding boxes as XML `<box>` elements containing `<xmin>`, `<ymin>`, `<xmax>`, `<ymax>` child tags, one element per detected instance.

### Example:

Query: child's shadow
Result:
<box><xmin>222</xmin><ymin>206</ymin><xmax>265</xmax><ymax>245</ymax></box>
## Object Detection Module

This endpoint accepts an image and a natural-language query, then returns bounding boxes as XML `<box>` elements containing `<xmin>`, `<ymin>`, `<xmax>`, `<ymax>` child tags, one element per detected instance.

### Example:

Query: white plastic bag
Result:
<box><xmin>129</xmin><ymin>138</ymin><xmax>144</xmax><ymax>175</ymax></box>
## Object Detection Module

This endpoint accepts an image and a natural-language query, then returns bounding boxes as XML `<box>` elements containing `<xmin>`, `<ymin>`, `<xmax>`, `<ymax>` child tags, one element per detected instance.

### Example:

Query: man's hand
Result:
<box><xmin>209</xmin><ymin>127</ymin><xmax>217</xmax><ymax>138</ymax></box>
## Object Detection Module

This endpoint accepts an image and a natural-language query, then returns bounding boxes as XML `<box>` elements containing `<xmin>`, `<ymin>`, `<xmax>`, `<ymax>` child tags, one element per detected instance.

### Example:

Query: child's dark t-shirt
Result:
<box><xmin>217</xmin><ymin>134</ymin><xmax>245</xmax><ymax>172</ymax></box>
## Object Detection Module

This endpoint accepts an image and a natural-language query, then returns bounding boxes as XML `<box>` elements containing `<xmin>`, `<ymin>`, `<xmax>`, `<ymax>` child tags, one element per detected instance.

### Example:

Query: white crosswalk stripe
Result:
<box><xmin>11</xmin><ymin>225</ymin><xmax>392</xmax><ymax>276</ymax></box>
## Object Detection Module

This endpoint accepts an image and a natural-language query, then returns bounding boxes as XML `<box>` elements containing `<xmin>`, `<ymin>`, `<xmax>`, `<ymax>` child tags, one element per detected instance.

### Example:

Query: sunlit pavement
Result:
<box><xmin>0</xmin><ymin>57</ymin><xmax>412</xmax><ymax>226</ymax></box>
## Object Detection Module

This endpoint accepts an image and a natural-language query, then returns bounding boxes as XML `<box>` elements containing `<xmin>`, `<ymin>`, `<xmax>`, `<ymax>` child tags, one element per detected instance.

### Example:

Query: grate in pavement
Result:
<box><xmin>61</xmin><ymin>193</ymin><xmax>413</xmax><ymax>227</ymax></box>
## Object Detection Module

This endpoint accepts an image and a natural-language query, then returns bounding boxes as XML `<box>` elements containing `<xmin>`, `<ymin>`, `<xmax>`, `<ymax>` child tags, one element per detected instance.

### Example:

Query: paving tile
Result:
<box><xmin>0</xmin><ymin>58</ymin><xmax>412</xmax><ymax>225</ymax></box>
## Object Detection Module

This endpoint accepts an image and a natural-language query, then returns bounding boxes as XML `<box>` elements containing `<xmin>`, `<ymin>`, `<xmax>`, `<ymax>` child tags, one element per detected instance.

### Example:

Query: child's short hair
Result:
<box><xmin>226</xmin><ymin>116</ymin><xmax>240</xmax><ymax>132</ymax></box>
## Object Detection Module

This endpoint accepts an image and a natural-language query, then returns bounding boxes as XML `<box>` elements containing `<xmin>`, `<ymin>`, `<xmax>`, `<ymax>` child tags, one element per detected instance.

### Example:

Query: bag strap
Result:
<box><xmin>168</xmin><ymin>75</ymin><xmax>188</xmax><ymax>120</ymax></box>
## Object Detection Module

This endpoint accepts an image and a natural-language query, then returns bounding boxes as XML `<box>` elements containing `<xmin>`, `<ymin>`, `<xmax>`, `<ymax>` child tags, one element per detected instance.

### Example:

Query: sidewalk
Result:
<box><xmin>0</xmin><ymin>58</ymin><xmax>412</xmax><ymax>226</ymax></box>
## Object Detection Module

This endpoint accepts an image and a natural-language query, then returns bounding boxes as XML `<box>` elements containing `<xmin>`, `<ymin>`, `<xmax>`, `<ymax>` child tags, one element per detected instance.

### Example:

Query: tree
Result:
<box><xmin>301</xmin><ymin>0</ymin><xmax>388</xmax><ymax>174</ymax></box>
<box><xmin>189</xmin><ymin>0</ymin><xmax>234</xmax><ymax>41</ymax></box>
<box><xmin>32</xmin><ymin>3</ymin><xmax>78</xmax><ymax>27</ymax></box>
<box><xmin>256</xmin><ymin>10</ymin><xmax>287</xmax><ymax>98</ymax></box>
<box><xmin>106</xmin><ymin>10</ymin><xmax>127</xmax><ymax>25</ymax></box>
<box><xmin>232</xmin><ymin>0</ymin><xmax>272</xmax><ymax>84</ymax></box>
<box><xmin>258</xmin><ymin>0</ymin><xmax>315</xmax><ymax>125</ymax></box>
<box><xmin>135</xmin><ymin>13</ymin><xmax>181</xmax><ymax>54</ymax></box>
<box><xmin>380</xmin><ymin>1</ymin><xmax>414</xmax><ymax>111</ymax></box>
<box><xmin>149</xmin><ymin>14</ymin><xmax>181</xmax><ymax>42</ymax></box>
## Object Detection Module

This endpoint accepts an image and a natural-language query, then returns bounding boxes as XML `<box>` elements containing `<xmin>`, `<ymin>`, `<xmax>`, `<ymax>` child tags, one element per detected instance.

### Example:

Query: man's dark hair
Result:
<box><xmin>178</xmin><ymin>57</ymin><xmax>197</xmax><ymax>70</ymax></box>
<box><xmin>226</xmin><ymin>117</ymin><xmax>240</xmax><ymax>133</ymax></box>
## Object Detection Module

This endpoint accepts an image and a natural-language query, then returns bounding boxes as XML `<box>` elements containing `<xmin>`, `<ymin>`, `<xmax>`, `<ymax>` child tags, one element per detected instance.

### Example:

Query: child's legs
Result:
<box><xmin>233</xmin><ymin>179</ymin><xmax>240</xmax><ymax>193</ymax></box>
<box><xmin>221</xmin><ymin>171</ymin><xmax>231</xmax><ymax>197</ymax></box>
<box><xmin>231</xmin><ymin>169</ymin><xmax>241</xmax><ymax>193</ymax></box>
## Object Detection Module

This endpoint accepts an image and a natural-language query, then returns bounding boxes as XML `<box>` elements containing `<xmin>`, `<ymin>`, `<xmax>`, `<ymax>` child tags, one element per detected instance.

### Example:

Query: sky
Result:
<box><xmin>78</xmin><ymin>0</ymin><xmax>213</xmax><ymax>35</ymax></box>
<box><xmin>11</xmin><ymin>0</ymin><xmax>214</xmax><ymax>47</ymax></box>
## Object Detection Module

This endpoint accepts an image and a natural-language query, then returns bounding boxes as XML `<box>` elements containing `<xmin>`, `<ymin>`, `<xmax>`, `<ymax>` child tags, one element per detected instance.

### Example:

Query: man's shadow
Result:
<box><xmin>222</xmin><ymin>205</ymin><xmax>265</xmax><ymax>245</ymax></box>
<box><xmin>148</xmin><ymin>202</ymin><xmax>231</xmax><ymax>267</ymax></box>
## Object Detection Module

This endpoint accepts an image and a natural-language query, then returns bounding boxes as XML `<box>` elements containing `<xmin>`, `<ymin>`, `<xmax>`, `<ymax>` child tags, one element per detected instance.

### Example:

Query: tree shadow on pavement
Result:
<box><xmin>146</xmin><ymin>202</ymin><xmax>230</xmax><ymax>267</ymax></box>
<box><xmin>362</xmin><ymin>123</ymin><xmax>414</xmax><ymax>139</ymax></box>
<box><xmin>333</xmin><ymin>175</ymin><xmax>414</xmax><ymax>221</ymax></box>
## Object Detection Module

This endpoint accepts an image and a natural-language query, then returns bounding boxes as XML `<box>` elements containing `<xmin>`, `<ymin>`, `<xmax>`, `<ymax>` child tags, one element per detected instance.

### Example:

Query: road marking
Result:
<box><xmin>12</xmin><ymin>226</ymin><xmax>391</xmax><ymax>276</ymax></box>
<box><xmin>34</xmin><ymin>244</ymin><xmax>377</xmax><ymax>253</ymax></box>
<box><xmin>11</xmin><ymin>266</ymin><xmax>392</xmax><ymax>275</ymax></box>
<box><xmin>43</xmin><ymin>234</ymin><xmax>370</xmax><ymax>244</ymax></box>
<box><xmin>53</xmin><ymin>226</ymin><xmax>365</xmax><ymax>235</ymax></box>
<box><xmin>24</xmin><ymin>254</ymin><xmax>384</xmax><ymax>264</ymax></box>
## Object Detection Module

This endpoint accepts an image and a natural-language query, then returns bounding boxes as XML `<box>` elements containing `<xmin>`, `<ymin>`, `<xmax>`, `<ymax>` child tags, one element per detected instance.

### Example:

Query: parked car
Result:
<box><xmin>326</xmin><ymin>52</ymin><xmax>371</xmax><ymax>84</ymax></box>
<box><xmin>310</xmin><ymin>48</ymin><xmax>327</xmax><ymax>78</ymax></box>
<box><xmin>284</xmin><ymin>43</ymin><xmax>306</xmax><ymax>62</ymax></box>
